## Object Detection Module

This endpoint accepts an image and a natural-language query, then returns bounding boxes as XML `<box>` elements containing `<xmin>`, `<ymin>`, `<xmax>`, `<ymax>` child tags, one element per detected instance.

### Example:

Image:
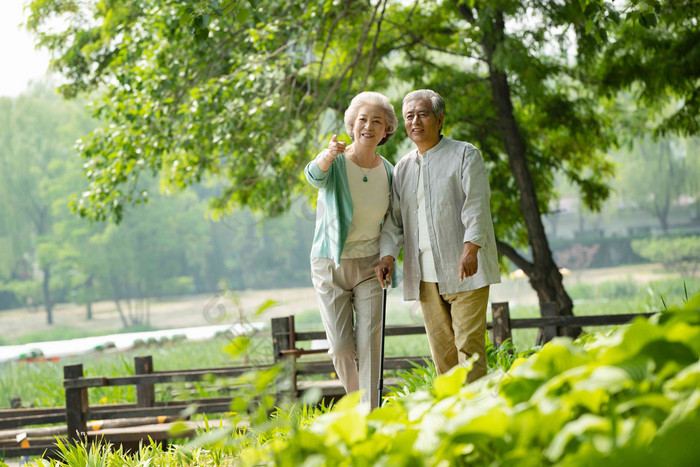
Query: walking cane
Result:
<box><xmin>377</xmin><ymin>268</ymin><xmax>388</xmax><ymax>407</ymax></box>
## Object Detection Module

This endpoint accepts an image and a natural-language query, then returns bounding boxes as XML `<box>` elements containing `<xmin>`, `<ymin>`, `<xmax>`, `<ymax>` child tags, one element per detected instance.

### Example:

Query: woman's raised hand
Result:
<box><xmin>326</xmin><ymin>134</ymin><xmax>346</xmax><ymax>160</ymax></box>
<box><xmin>316</xmin><ymin>134</ymin><xmax>346</xmax><ymax>172</ymax></box>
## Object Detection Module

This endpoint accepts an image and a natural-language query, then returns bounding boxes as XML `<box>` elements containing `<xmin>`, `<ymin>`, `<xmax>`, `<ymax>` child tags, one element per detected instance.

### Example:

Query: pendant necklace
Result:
<box><xmin>359</xmin><ymin>167</ymin><xmax>370</xmax><ymax>182</ymax></box>
<box><xmin>352</xmin><ymin>154</ymin><xmax>376</xmax><ymax>182</ymax></box>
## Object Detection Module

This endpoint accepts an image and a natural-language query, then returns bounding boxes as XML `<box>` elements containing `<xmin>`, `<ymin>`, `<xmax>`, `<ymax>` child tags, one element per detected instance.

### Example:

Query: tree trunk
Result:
<box><xmin>477</xmin><ymin>8</ymin><xmax>579</xmax><ymax>337</ymax></box>
<box><xmin>85</xmin><ymin>276</ymin><xmax>94</xmax><ymax>320</ymax></box>
<box><xmin>114</xmin><ymin>299</ymin><xmax>130</xmax><ymax>328</ymax></box>
<box><xmin>42</xmin><ymin>266</ymin><xmax>53</xmax><ymax>325</ymax></box>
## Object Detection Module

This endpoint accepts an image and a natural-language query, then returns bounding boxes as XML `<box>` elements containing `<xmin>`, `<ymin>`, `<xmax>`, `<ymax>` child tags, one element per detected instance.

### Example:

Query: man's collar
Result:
<box><xmin>413</xmin><ymin>136</ymin><xmax>447</xmax><ymax>163</ymax></box>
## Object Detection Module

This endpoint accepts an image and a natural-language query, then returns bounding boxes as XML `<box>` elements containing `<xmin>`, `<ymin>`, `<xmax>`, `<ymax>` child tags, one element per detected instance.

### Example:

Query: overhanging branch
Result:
<box><xmin>496</xmin><ymin>239</ymin><xmax>534</xmax><ymax>275</ymax></box>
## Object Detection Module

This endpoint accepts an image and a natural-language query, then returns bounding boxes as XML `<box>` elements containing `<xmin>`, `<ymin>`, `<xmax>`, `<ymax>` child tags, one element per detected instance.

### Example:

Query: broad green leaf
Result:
<box><xmin>530</xmin><ymin>339</ymin><xmax>588</xmax><ymax>378</ymax></box>
<box><xmin>665</xmin><ymin>360</ymin><xmax>700</xmax><ymax>393</ymax></box>
<box><xmin>545</xmin><ymin>414</ymin><xmax>611</xmax><ymax>461</ymax></box>
<box><xmin>367</xmin><ymin>402</ymin><xmax>407</xmax><ymax>424</ymax></box>
<box><xmin>168</xmin><ymin>420</ymin><xmax>192</xmax><ymax>437</ymax></box>
<box><xmin>637</xmin><ymin>340</ymin><xmax>697</xmax><ymax>369</ymax></box>
<box><xmin>597</xmin><ymin>319</ymin><xmax>663</xmax><ymax>364</ymax></box>
<box><xmin>573</xmin><ymin>366</ymin><xmax>632</xmax><ymax>394</ymax></box>
<box><xmin>448</xmin><ymin>406</ymin><xmax>510</xmax><ymax>437</ymax></box>
<box><xmin>615</xmin><ymin>394</ymin><xmax>674</xmax><ymax>415</ymax></box>
<box><xmin>328</xmin><ymin>411</ymin><xmax>367</xmax><ymax>445</ymax></box>
<box><xmin>332</xmin><ymin>390</ymin><xmax>362</xmax><ymax>413</ymax></box>
<box><xmin>658</xmin><ymin>389</ymin><xmax>700</xmax><ymax>434</ymax></box>
<box><xmin>433</xmin><ymin>366</ymin><xmax>468</xmax><ymax>398</ymax></box>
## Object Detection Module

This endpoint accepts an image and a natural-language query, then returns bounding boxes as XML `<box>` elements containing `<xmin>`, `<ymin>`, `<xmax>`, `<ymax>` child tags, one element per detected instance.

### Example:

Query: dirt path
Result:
<box><xmin>0</xmin><ymin>288</ymin><xmax>321</xmax><ymax>344</ymax></box>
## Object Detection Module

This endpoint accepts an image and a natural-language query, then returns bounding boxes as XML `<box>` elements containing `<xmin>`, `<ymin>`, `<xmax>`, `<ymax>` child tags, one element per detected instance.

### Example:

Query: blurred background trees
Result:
<box><xmin>0</xmin><ymin>85</ymin><xmax>316</xmax><ymax>323</ymax></box>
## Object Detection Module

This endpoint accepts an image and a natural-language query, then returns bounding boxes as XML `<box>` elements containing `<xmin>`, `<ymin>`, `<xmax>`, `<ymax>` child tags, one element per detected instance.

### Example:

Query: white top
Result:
<box><xmin>342</xmin><ymin>158</ymin><xmax>390</xmax><ymax>258</ymax></box>
<box><xmin>417</xmin><ymin>157</ymin><xmax>438</xmax><ymax>282</ymax></box>
<box><xmin>379</xmin><ymin>137</ymin><xmax>501</xmax><ymax>300</ymax></box>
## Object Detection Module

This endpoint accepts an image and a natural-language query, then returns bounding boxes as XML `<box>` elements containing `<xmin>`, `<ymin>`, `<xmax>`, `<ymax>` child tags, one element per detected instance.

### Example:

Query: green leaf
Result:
<box><xmin>329</xmin><ymin>411</ymin><xmax>367</xmax><ymax>445</ymax></box>
<box><xmin>224</xmin><ymin>336</ymin><xmax>250</xmax><ymax>357</ymax></box>
<box><xmin>545</xmin><ymin>414</ymin><xmax>611</xmax><ymax>461</ymax></box>
<box><xmin>665</xmin><ymin>361</ymin><xmax>700</xmax><ymax>393</ymax></box>
<box><xmin>433</xmin><ymin>366</ymin><xmax>468</xmax><ymax>398</ymax></box>
<box><xmin>254</xmin><ymin>298</ymin><xmax>277</xmax><ymax>315</ymax></box>
<box><xmin>185</xmin><ymin>425</ymin><xmax>233</xmax><ymax>448</ymax></box>
<box><xmin>333</xmin><ymin>391</ymin><xmax>362</xmax><ymax>412</ymax></box>
<box><xmin>367</xmin><ymin>403</ymin><xmax>407</xmax><ymax>423</ymax></box>
<box><xmin>236</xmin><ymin>7</ymin><xmax>250</xmax><ymax>24</ymax></box>
<box><xmin>168</xmin><ymin>421</ymin><xmax>192</xmax><ymax>437</ymax></box>
<box><xmin>659</xmin><ymin>389</ymin><xmax>700</xmax><ymax>434</ymax></box>
<box><xmin>615</xmin><ymin>393</ymin><xmax>674</xmax><ymax>415</ymax></box>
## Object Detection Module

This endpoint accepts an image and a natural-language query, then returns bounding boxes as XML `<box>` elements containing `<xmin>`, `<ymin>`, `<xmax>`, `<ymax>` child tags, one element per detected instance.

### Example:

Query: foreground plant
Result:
<box><xmin>13</xmin><ymin>295</ymin><xmax>699</xmax><ymax>466</ymax></box>
<box><xmin>241</xmin><ymin>295</ymin><xmax>700</xmax><ymax>466</ymax></box>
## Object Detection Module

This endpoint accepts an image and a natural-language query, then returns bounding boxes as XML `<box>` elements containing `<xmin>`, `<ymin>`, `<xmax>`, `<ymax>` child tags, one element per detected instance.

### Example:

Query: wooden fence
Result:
<box><xmin>1</xmin><ymin>355</ymin><xmax>259</xmax><ymax>458</ymax></box>
<box><xmin>1</xmin><ymin>301</ymin><xmax>655</xmax><ymax>459</ymax></box>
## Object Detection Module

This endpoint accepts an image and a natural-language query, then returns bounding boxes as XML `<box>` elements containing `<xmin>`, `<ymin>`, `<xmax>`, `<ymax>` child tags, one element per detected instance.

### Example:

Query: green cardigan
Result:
<box><xmin>305</xmin><ymin>153</ymin><xmax>394</xmax><ymax>267</ymax></box>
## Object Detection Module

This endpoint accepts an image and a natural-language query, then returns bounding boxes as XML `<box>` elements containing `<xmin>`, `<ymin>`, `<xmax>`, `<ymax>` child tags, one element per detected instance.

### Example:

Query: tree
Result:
<box><xmin>0</xmin><ymin>84</ymin><xmax>95</xmax><ymax>323</ymax></box>
<box><xmin>615</xmin><ymin>134</ymin><xmax>686</xmax><ymax>233</ymax></box>
<box><xmin>589</xmin><ymin>0</ymin><xmax>700</xmax><ymax>137</ymax></box>
<box><xmin>684</xmin><ymin>137</ymin><xmax>700</xmax><ymax>221</ymax></box>
<box><xmin>0</xmin><ymin>98</ymin><xmax>34</xmax><ymax>285</ymax></box>
<box><xmin>26</xmin><ymin>0</ymin><xmax>698</xmax><ymax>328</ymax></box>
<box><xmin>86</xmin><ymin>180</ymin><xmax>211</xmax><ymax>327</ymax></box>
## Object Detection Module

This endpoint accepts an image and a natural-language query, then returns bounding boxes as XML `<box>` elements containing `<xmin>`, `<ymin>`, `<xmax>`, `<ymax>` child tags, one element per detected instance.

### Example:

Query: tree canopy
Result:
<box><xmin>26</xmin><ymin>0</ymin><xmax>613</xmax><ymax>223</ymax></box>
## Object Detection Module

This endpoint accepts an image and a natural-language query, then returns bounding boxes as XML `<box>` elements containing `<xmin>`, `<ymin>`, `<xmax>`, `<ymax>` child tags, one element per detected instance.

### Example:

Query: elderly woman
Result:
<box><xmin>305</xmin><ymin>91</ymin><xmax>398</xmax><ymax>409</ymax></box>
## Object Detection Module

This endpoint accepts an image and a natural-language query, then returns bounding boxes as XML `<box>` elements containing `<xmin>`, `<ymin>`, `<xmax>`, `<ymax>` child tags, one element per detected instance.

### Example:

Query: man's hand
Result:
<box><xmin>459</xmin><ymin>242</ymin><xmax>480</xmax><ymax>281</ymax></box>
<box><xmin>375</xmin><ymin>255</ymin><xmax>395</xmax><ymax>288</ymax></box>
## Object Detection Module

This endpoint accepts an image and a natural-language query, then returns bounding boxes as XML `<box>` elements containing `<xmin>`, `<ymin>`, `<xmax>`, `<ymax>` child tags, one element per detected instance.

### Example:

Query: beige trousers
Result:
<box><xmin>419</xmin><ymin>282</ymin><xmax>489</xmax><ymax>382</ymax></box>
<box><xmin>311</xmin><ymin>254</ymin><xmax>383</xmax><ymax>408</ymax></box>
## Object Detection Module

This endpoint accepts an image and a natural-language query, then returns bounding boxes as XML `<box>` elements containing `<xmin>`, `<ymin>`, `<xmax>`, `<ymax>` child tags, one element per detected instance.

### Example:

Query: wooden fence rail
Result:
<box><xmin>270</xmin><ymin>301</ymin><xmax>656</xmax><ymax>393</ymax></box>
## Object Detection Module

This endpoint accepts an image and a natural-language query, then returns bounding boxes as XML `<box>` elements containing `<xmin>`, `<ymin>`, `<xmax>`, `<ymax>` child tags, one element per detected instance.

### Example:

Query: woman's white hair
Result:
<box><xmin>343</xmin><ymin>92</ymin><xmax>398</xmax><ymax>146</ymax></box>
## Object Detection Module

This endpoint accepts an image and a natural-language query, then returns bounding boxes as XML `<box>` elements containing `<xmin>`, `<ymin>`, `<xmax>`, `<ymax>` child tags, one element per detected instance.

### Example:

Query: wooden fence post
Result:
<box><xmin>491</xmin><ymin>302</ymin><xmax>512</xmax><ymax>348</ymax></box>
<box><xmin>271</xmin><ymin>317</ymin><xmax>291</xmax><ymax>363</ymax></box>
<box><xmin>271</xmin><ymin>316</ymin><xmax>296</xmax><ymax>398</ymax></box>
<box><xmin>64</xmin><ymin>364</ymin><xmax>88</xmax><ymax>442</ymax></box>
<box><xmin>134</xmin><ymin>356</ymin><xmax>155</xmax><ymax>407</ymax></box>
<box><xmin>537</xmin><ymin>302</ymin><xmax>560</xmax><ymax>345</ymax></box>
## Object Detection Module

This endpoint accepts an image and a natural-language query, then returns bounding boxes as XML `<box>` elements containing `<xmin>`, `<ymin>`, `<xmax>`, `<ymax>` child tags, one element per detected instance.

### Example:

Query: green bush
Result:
<box><xmin>632</xmin><ymin>235</ymin><xmax>700</xmax><ymax>278</ymax></box>
<box><xmin>566</xmin><ymin>279</ymin><xmax>640</xmax><ymax>302</ymax></box>
<box><xmin>239</xmin><ymin>295</ymin><xmax>700</xmax><ymax>466</ymax></box>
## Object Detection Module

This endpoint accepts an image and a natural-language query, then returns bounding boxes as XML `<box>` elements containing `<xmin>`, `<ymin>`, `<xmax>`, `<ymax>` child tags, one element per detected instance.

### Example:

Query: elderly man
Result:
<box><xmin>376</xmin><ymin>89</ymin><xmax>500</xmax><ymax>382</ymax></box>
